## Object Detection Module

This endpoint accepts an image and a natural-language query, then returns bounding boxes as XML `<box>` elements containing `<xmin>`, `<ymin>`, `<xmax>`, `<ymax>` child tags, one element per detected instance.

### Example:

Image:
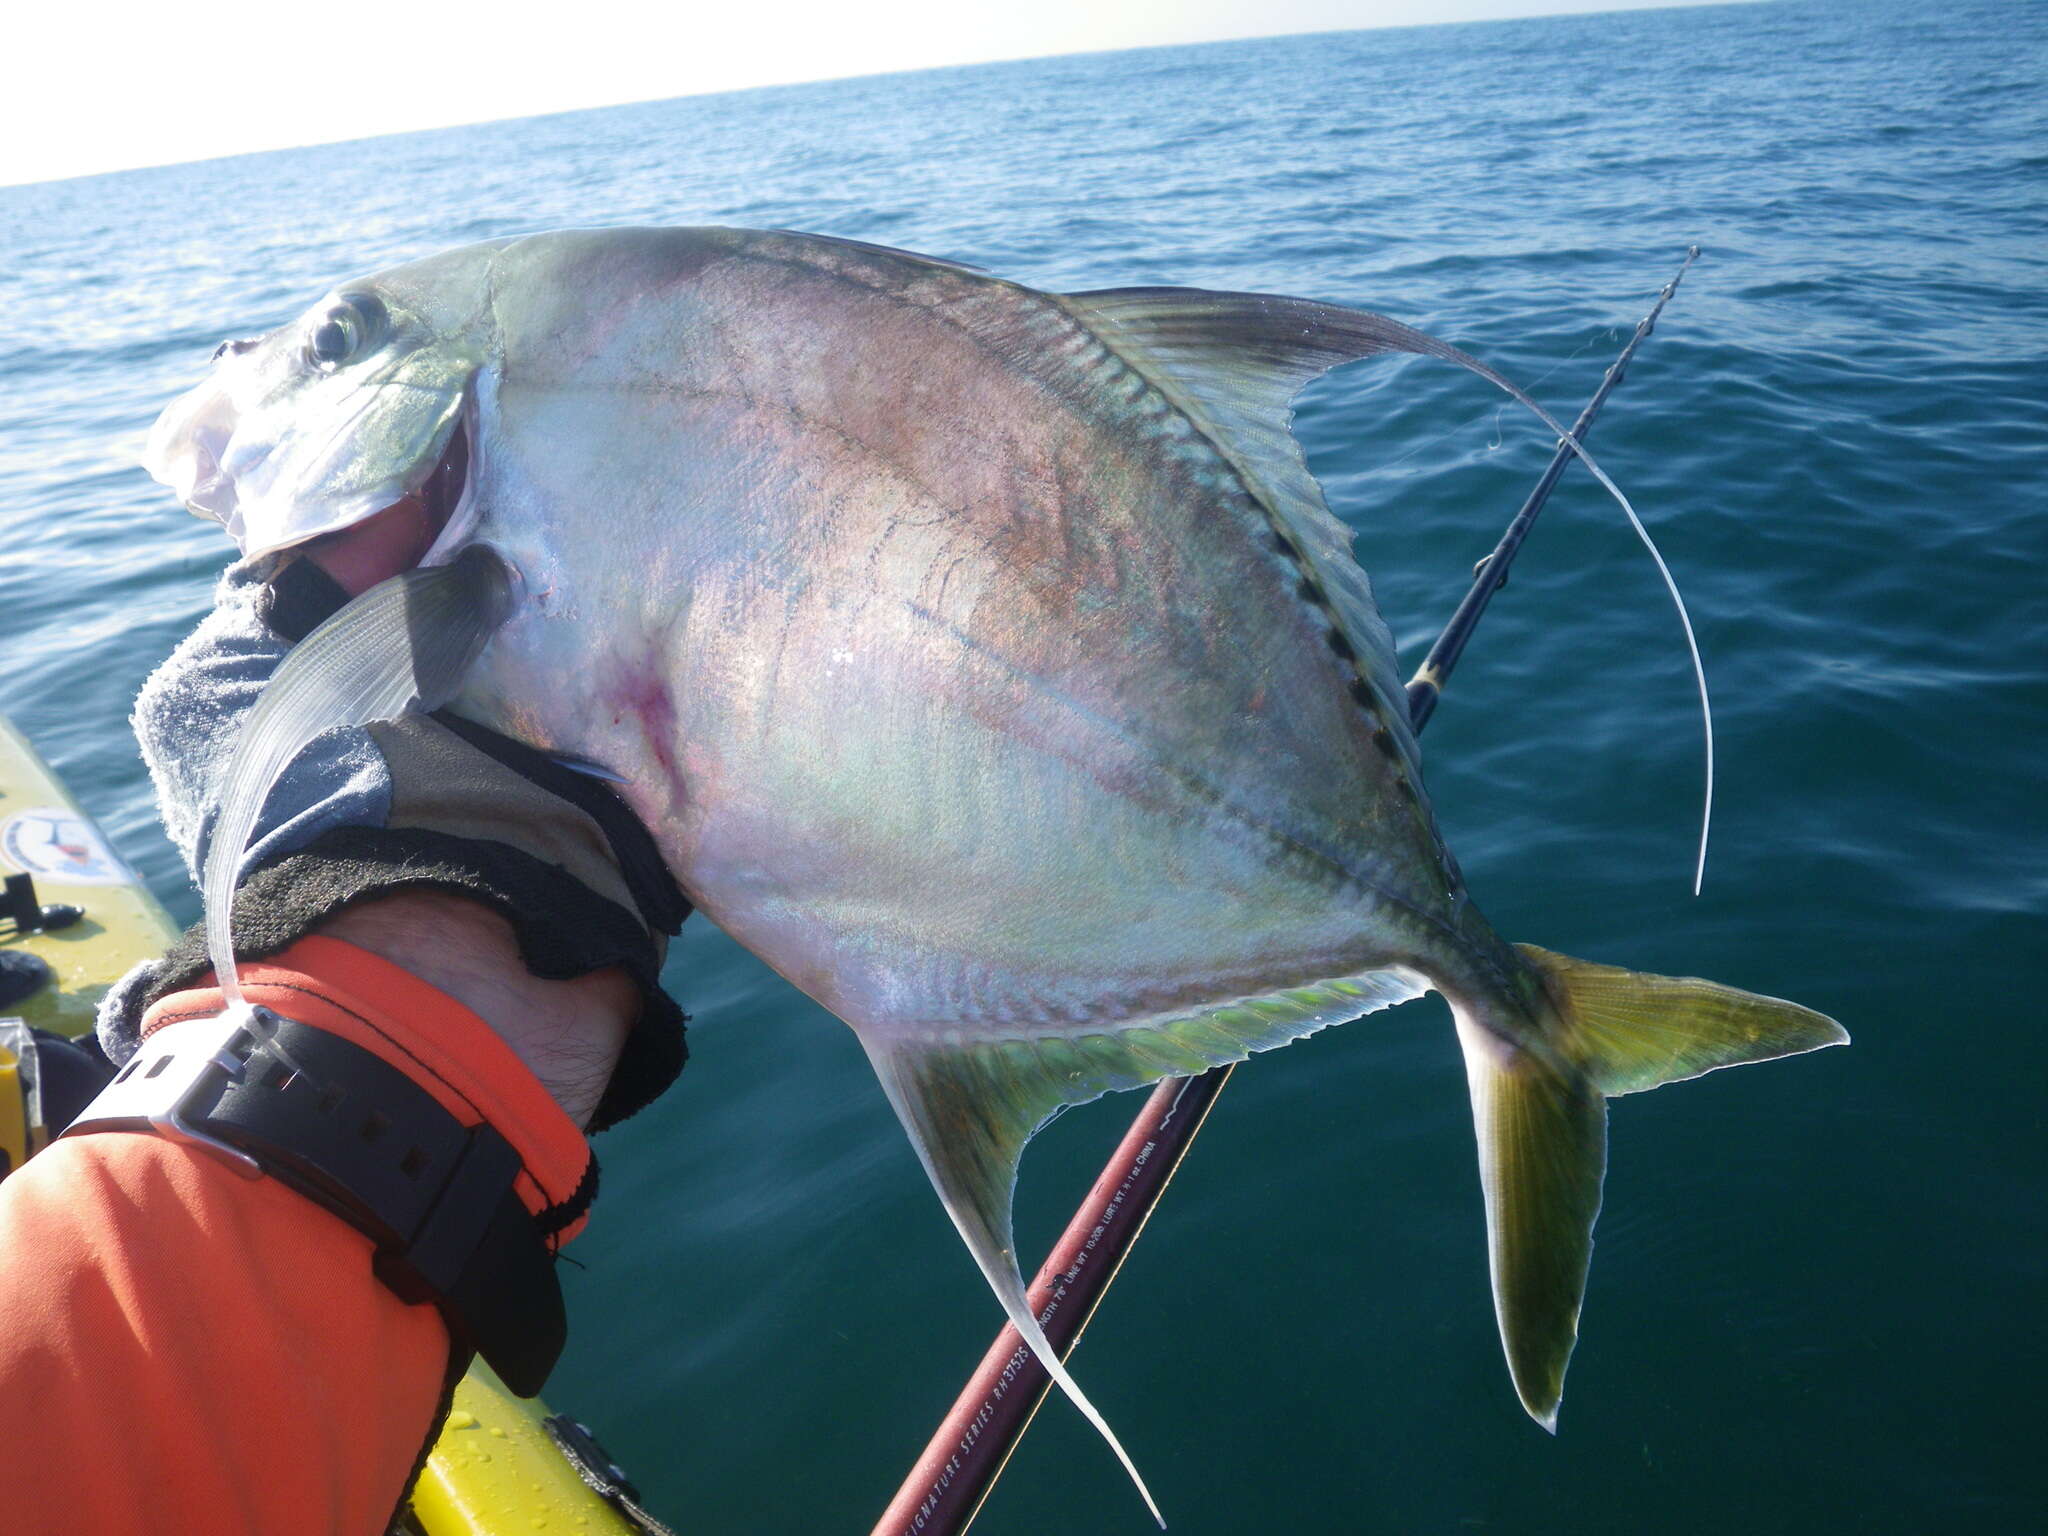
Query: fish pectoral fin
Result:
<box><xmin>200</xmin><ymin>546</ymin><xmax>513</xmax><ymax>1003</ymax></box>
<box><xmin>862</xmin><ymin>969</ymin><xmax>1426</xmax><ymax>1525</ymax></box>
<box><xmin>1454</xmin><ymin>948</ymin><xmax>1847</xmax><ymax>1429</ymax></box>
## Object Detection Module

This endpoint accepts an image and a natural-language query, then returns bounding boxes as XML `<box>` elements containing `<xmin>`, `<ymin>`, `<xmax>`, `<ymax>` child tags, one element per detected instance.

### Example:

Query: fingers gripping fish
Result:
<box><xmin>145</xmin><ymin>228</ymin><xmax>1844</xmax><ymax>1523</ymax></box>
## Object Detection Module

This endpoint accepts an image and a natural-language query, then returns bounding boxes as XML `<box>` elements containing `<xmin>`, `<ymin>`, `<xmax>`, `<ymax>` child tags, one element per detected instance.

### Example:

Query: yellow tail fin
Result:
<box><xmin>1456</xmin><ymin>947</ymin><xmax>1846</xmax><ymax>1429</ymax></box>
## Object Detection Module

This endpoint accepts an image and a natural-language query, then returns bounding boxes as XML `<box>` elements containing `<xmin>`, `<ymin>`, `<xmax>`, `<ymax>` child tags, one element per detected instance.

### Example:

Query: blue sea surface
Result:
<box><xmin>2</xmin><ymin>1</ymin><xmax>2043</xmax><ymax>1529</ymax></box>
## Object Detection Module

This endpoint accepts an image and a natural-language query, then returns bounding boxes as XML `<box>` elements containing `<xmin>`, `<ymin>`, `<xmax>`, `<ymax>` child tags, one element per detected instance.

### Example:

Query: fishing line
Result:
<box><xmin>1372</xmin><ymin>294</ymin><xmax>1715</xmax><ymax>894</ymax></box>
<box><xmin>1511</xmin><ymin>410</ymin><xmax>1714</xmax><ymax>895</ymax></box>
<box><xmin>1372</xmin><ymin>322</ymin><xmax>1606</xmax><ymax>473</ymax></box>
<box><xmin>1479</xmin><ymin>329</ymin><xmax>1612</xmax><ymax>450</ymax></box>
<box><xmin>1303</xmin><ymin>284</ymin><xmax>1715</xmax><ymax>890</ymax></box>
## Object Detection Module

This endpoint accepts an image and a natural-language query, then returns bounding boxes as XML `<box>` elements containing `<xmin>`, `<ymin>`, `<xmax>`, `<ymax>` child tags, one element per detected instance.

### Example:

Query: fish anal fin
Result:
<box><xmin>863</xmin><ymin>967</ymin><xmax>1425</xmax><ymax>1523</ymax></box>
<box><xmin>869</xmin><ymin>1038</ymin><xmax>1165</xmax><ymax>1526</ymax></box>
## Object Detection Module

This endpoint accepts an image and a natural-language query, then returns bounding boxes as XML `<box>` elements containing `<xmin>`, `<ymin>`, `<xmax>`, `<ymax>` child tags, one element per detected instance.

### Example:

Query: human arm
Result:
<box><xmin>0</xmin><ymin>922</ymin><xmax>619</xmax><ymax>1535</ymax></box>
<box><xmin>0</xmin><ymin>509</ymin><xmax>686</xmax><ymax>1532</ymax></box>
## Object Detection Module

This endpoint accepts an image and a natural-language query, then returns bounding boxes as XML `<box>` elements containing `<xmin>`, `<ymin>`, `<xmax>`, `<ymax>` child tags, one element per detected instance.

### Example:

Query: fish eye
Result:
<box><xmin>302</xmin><ymin>292</ymin><xmax>389</xmax><ymax>373</ymax></box>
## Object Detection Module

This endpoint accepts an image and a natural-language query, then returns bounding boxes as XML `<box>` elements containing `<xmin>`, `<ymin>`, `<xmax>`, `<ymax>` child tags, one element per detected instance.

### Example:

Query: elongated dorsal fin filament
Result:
<box><xmin>1064</xmin><ymin>286</ymin><xmax>1713</xmax><ymax>891</ymax></box>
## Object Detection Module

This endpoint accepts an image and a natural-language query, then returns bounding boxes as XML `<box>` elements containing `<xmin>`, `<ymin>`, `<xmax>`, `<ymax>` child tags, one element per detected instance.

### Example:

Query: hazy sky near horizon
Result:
<box><xmin>10</xmin><ymin>0</ymin><xmax>1721</xmax><ymax>188</ymax></box>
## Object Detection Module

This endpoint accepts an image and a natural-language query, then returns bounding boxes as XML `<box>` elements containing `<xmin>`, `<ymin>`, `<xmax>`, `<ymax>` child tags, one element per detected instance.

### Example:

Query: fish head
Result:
<box><xmin>144</xmin><ymin>240</ymin><xmax>511</xmax><ymax>559</ymax></box>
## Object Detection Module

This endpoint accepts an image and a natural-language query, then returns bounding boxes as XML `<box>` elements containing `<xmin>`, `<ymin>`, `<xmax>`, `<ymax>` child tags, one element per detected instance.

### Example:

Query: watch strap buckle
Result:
<box><xmin>63</xmin><ymin>1008</ymin><xmax>271</xmax><ymax>1177</ymax></box>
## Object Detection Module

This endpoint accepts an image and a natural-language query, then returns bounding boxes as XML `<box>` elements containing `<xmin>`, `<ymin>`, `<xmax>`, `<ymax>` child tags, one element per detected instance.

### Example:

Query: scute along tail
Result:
<box><xmin>1456</xmin><ymin>946</ymin><xmax>1847</xmax><ymax>1428</ymax></box>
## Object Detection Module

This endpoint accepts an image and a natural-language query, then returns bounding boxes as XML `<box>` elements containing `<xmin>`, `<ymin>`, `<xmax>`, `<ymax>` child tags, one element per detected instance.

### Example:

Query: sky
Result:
<box><xmin>6</xmin><ymin>0</ymin><xmax>1717</xmax><ymax>188</ymax></box>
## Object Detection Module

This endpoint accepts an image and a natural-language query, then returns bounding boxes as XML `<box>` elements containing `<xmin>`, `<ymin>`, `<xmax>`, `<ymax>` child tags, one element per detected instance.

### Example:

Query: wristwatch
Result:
<box><xmin>62</xmin><ymin>1006</ymin><xmax>567</xmax><ymax>1395</ymax></box>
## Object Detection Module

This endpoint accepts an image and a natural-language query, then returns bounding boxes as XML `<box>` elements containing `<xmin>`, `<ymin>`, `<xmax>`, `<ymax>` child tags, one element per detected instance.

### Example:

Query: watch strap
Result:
<box><xmin>63</xmin><ymin>1008</ymin><xmax>565</xmax><ymax>1395</ymax></box>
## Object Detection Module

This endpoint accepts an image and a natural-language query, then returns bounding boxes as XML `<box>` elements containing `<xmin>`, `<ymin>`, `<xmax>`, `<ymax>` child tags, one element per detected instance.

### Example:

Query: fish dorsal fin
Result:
<box><xmin>201</xmin><ymin>546</ymin><xmax>513</xmax><ymax>1005</ymax></box>
<box><xmin>771</xmin><ymin>229</ymin><xmax>991</xmax><ymax>276</ymax></box>
<box><xmin>865</xmin><ymin>966</ymin><xmax>1427</xmax><ymax>1525</ymax></box>
<box><xmin>1063</xmin><ymin>286</ymin><xmax>1444</xmax><ymax>781</ymax></box>
<box><xmin>1062</xmin><ymin>285</ymin><xmax>1716</xmax><ymax>891</ymax></box>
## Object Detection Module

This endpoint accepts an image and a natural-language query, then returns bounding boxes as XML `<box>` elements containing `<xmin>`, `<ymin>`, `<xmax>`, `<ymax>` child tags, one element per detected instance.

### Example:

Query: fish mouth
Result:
<box><xmin>416</xmin><ymin>405</ymin><xmax>475</xmax><ymax>559</ymax></box>
<box><xmin>302</xmin><ymin>394</ymin><xmax>479</xmax><ymax>585</ymax></box>
<box><xmin>388</xmin><ymin>385</ymin><xmax>483</xmax><ymax>568</ymax></box>
<box><xmin>145</xmin><ymin>344</ymin><xmax>480</xmax><ymax>559</ymax></box>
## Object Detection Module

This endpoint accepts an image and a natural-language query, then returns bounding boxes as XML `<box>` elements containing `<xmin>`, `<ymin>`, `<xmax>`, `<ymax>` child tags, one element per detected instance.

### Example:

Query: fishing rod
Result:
<box><xmin>870</xmin><ymin>248</ymin><xmax>1703</xmax><ymax>1536</ymax></box>
<box><xmin>1408</xmin><ymin>245</ymin><xmax>1700</xmax><ymax>730</ymax></box>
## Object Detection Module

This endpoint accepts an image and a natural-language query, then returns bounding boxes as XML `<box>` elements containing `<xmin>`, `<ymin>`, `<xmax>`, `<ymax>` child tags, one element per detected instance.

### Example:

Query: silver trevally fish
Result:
<box><xmin>144</xmin><ymin>227</ymin><xmax>1845</xmax><ymax>1519</ymax></box>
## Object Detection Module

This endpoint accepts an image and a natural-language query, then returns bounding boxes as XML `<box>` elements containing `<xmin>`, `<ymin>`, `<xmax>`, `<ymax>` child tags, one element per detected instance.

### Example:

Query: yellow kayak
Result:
<box><xmin>1</xmin><ymin>711</ymin><xmax>662</xmax><ymax>1536</ymax></box>
<box><xmin>0</xmin><ymin>714</ymin><xmax>179</xmax><ymax>1039</ymax></box>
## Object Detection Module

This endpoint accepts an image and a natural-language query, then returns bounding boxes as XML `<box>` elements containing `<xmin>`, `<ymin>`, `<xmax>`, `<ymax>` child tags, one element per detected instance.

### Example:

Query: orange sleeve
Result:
<box><xmin>0</xmin><ymin>937</ymin><xmax>594</xmax><ymax>1536</ymax></box>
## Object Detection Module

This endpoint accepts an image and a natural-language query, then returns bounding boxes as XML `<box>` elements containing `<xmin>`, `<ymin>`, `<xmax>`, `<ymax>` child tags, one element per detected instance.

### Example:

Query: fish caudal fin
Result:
<box><xmin>1454</xmin><ymin>946</ymin><xmax>1847</xmax><ymax>1429</ymax></box>
<box><xmin>1453</xmin><ymin>1017</ymin><xmax>1605</xmax><ymax>1430</ymax></box>
<box><xmin>1516</xmin><ymin>945</ymin><xmax>1850</xmax><ymax>1098</ymax></box>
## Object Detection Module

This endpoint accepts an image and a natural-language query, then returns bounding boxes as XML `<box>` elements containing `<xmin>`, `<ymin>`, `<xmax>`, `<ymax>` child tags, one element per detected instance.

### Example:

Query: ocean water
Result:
<box><xmin>2</xmin><ymin>0</ymin><xmax>2042</xmax><ymax>1529</ymax></box>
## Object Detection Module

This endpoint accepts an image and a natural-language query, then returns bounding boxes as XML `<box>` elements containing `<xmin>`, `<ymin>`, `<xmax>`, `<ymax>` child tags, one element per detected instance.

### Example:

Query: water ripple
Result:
<box><xmin>1</xmin><ymin>2</ymin><xmax>2041</xmax><ymax>1530</ymax></box>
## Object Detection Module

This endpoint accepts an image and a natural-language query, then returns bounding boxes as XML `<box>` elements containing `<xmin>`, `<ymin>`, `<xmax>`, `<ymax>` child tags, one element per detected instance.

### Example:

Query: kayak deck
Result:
<box><xmin>0</xmin><ymin>715</ymin><xmax>179</xmax><ymax>1037</ymax></box>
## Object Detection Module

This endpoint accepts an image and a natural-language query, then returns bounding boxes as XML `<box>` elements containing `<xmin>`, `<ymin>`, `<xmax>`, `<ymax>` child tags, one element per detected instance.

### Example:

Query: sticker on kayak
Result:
<box><xmin>0</xmin><ymin>807</ymin><xmax>132</xmax><ymax>886</ymax></box>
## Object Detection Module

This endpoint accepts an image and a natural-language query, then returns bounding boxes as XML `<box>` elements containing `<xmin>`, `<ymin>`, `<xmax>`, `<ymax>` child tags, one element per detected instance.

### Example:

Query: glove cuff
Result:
<box><xmin>106</xmin><ymin>826</ymin><xmax>686</xmax><ymax>1132</ymax></box>
<box><xmin>111</xmin><ymin>935</ymin><xmax>596</xmax><ymax>1391</ymax></box>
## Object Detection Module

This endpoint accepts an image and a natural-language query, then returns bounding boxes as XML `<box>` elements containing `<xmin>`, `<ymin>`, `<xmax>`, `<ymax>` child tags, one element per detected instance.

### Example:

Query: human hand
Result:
<box><xmin>100</xmin><ymin>529</ymin><xmax>690</xmax><ymax>1132</ymax></box>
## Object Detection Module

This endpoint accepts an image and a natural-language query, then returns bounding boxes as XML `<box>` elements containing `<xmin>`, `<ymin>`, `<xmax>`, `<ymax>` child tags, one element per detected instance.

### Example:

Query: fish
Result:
<box><xmin>143</xmin><ymin>226</ymin><xmax>1846</xmax><ymax>1520</ymax></box>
